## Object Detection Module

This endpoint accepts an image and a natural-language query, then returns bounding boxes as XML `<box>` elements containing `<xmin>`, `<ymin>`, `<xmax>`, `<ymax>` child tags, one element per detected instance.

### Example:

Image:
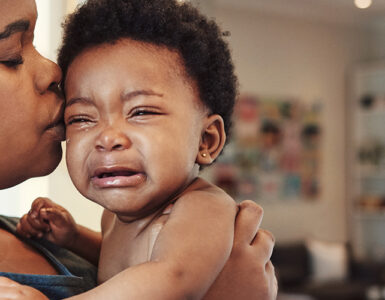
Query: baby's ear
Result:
<box><xmin>196</xmin><ymin>114</ymin><xmax>226</xmax><ymax>165</ymax></box>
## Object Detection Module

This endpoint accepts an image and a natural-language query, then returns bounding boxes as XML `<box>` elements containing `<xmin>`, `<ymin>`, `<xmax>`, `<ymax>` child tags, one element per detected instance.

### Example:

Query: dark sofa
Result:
<box><xmin>271</xmin><ymin>243</ymin><xmax>385</xmax><ymax>300</ymax></box>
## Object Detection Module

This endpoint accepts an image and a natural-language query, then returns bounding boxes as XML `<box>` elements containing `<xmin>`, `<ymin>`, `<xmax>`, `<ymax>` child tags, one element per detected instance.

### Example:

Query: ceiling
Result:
<box><xmin>213</xmin><ymin>0</ymin><xmax>385</xmax><ymax>28</ymax></box>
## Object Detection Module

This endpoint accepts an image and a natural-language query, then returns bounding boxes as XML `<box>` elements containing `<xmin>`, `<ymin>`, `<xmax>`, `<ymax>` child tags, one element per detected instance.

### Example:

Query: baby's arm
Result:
<box><xmin>69</xmin><ymin>180</ymin><xmax>237</xmax><ymax>300</ymax></box>
<box><xmin>17</xmin><ymin>197</ymin><xmax>101</xmax><ymax>266</ymax></box>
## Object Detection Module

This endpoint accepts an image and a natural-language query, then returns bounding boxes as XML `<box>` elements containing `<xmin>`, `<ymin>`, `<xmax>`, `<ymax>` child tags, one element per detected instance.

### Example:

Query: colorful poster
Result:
<box><xmin>211</xmin><ymin>94</ymin><xmax>322</xmax><ymax>202</ymax></box>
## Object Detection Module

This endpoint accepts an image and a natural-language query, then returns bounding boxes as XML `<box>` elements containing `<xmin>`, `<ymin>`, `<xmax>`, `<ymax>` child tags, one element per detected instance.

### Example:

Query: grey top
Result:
<box><xmin>0</xmin><ymin>215</ymin><xmax>97</xmax><ymax>300</ymax></box>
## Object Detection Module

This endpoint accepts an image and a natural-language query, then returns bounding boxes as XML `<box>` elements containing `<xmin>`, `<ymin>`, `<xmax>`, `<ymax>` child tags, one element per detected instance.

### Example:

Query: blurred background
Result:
<box><xmin>2</xmin><ymin>0</ymin><xmax>385</xmax><ymax>299</ymax></box>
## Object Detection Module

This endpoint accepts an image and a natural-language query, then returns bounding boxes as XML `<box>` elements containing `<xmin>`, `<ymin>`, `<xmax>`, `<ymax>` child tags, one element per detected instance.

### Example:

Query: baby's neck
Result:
<box><xmin>98</xmin><ymin>177</ymin><xmax>212</xmax><ymax>283</ymax></box>
<box><xmin>99</xmin><ymin>207</ymin><xmax>171</xmax><ymax>283</ymax></box>
<box><xmin>114</xmin><ymin>205</ymin><xmax>167</xmax><ymax>234</ymax></box>
<box><xmin>113</xmin><ymin>176</ymin><xmax>200</xmax><ymax>224</ymax></box>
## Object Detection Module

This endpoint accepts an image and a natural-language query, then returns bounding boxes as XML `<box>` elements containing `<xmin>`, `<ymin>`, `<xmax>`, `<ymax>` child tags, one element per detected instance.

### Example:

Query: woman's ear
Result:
<box><xmin>196</xmin><ymin>114</ymin><xmax>226</xmax><ymax>166</ymax></box>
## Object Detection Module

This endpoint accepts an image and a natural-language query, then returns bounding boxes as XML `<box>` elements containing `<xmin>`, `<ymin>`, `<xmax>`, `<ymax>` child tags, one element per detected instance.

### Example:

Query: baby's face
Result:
<box><xmin>64</xmin><ymin>39</ymin><xmax>208</xmax><ymax>221</ymax></box>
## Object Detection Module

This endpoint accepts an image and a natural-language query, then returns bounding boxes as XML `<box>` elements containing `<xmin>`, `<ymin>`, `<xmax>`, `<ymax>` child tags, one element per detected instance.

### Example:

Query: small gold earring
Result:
<box><xmin>202</xmin><ymin>153</ymin><xmax>207</xmax><ymax>157</ymax></box>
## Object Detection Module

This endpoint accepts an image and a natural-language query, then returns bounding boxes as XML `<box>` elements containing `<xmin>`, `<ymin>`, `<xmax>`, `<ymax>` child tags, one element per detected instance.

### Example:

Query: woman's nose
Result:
<box><xmin>33</xmin><ymin>51</ymin><xmax>62</xmax><ymax>95</ymax></box>
<box><xmin>95</xmin><ymin>126</ymin><xmax>132</xmax><ymax>152</ymax></box>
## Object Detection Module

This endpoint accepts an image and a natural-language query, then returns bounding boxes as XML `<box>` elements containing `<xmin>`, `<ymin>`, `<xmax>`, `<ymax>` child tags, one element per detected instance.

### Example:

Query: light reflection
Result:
<box><xmin>354</xmin><ymin>0</ymin><xmax>372</xmax><ymax>9</ymax></box>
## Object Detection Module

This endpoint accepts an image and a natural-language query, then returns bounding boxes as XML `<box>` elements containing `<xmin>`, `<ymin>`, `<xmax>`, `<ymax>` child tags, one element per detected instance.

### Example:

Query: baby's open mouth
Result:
<box><xmin>96</xmin><ymin>171</ymin><xmax>138</xmax><ymax>178</ymax></box>
<box><xmin>91</xmin><ymin>167</ymin><xmax>146</xmax><ymax>188</ymax></box>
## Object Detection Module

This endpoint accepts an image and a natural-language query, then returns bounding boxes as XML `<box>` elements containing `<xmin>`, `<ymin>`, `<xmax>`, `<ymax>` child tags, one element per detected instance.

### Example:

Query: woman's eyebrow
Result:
<box><xmin>0</xmin><ymin>20</ymin><xmax>30</xmax><ymax>40</ymax></box>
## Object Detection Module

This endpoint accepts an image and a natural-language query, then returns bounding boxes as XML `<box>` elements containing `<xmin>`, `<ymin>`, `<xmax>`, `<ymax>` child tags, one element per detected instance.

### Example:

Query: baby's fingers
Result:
<box><xmin>16</xmin><ymin>215</ymin><xmax>47</xmax><ymax>239</ymax></box>
<box><xmin>21</xmin><ymin>197</ymin><xmax>54</xmax><ymax>230</ymax></box>
<box><xmin>40</xmin><ymin>207</ymin><xmax>71</xmax><ymax>227</ymax></box>
<box><xmin>30</xmin><ymin>197</ymin><xmax>55</xmax><ymax>213</ymax></box>
<box><xmin>27</xmin><ymin>208</ymin><xmax>51</xmax><ymax>231</ymax></box>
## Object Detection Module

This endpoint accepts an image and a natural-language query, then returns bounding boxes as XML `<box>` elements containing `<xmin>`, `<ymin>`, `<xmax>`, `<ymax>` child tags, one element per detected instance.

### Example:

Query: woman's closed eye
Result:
<box><xmin>0</xmin><ymin>56</ymin><xmax>24</xmax><ymax>69</ymax></box>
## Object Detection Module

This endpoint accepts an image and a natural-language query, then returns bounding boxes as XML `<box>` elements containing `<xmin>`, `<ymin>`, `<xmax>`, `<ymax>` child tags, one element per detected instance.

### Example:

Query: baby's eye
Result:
<box><xmin>131</xmin><ymin>108</ymin><xmax>161</xmax><ymax>117</ymax></box>
<box><xmin>133</xmin><ymin>110</ymin><xmax>153</xmax><ymax>116</ymax></box>
<box><xmin>0</xmin><ymin>56</ymin><xmax>24</xmax><ymax>69</ymax></box>
<box><xmin>67</xmin><ymin>117</ymin><xmax>92</xmax><ymax>125</ymax></box>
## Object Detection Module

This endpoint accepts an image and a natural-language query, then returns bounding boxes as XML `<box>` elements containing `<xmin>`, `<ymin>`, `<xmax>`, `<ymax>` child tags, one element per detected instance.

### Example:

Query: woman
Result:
<box><xmin>0</xmin><ymin>0</ymin><xmax>277</xmax><ymax>299</ymax></box>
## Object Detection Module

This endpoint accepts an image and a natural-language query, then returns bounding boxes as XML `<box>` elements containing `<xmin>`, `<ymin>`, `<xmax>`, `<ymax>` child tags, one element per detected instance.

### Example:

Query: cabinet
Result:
<box><xmin>348</xmin><ymin>61</ymin><xmax>385</xmax><ymax>261</ymax></box>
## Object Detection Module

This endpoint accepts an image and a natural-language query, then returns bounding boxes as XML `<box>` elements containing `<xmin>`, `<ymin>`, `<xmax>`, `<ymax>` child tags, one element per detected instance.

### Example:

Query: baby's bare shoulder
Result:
<box><xmin>176</xmin><ymin>178</ymin><xmax>236</xmax><ymax>211</ymax></box>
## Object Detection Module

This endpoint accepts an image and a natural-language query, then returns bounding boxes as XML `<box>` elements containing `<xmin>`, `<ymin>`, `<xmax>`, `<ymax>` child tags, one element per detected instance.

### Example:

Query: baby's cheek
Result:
<box><xmin>65</xmin><ymin>136</ymin><xmax>84</xmax><ymax>179</ymax></box>
<box><xmin>65</xmin><ymin>144</ymin><xmax>77</xmax><ymax>177</ymax></box>
<box><xmin>66</xmin><ymin>148</ymin><xmax>89</xmax><ymax>196</ymax></box>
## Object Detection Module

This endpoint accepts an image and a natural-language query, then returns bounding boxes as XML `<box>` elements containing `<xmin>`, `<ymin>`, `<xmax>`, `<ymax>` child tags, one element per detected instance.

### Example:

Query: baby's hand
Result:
<box><xmin>0</xmin><ymin>277</ymin><xmax>48</xmax><ymax>300</ymax></box>
<box><xmin>16</xmin><ymin>197</ymin><xmax>78</xmax><ymax>248</ymax></box>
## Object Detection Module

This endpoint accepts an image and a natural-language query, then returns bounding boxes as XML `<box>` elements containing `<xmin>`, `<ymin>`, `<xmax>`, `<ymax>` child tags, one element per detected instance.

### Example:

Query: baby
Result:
<box><xmin>17</xmin><ymin>0</ymin><xmax>248</xmax><ymax>299</ymax></box>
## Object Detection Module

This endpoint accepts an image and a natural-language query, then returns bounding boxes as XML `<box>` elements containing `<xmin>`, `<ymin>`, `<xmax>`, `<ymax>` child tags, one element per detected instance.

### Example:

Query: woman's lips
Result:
<box><xmin>91</xmin><ymin>170</ymin><xmax>146</xmax><ymax>188</ymax></box>
<box><xmin>46</xmin><ymin>102</ymin><xmax>65</xmax><ymax>141</ymax></box>
<box><xmin>46</xmin><ymin>122</ymin><xmax>65</xmax><ymax>141</ymax></box>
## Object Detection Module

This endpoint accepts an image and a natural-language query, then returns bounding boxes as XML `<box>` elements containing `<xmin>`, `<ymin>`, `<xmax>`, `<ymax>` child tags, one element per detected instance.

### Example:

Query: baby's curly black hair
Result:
<box><xmin>58</xmin><ymin>0</ymin><xmax>237</xmax><ymax>138</ymax></box>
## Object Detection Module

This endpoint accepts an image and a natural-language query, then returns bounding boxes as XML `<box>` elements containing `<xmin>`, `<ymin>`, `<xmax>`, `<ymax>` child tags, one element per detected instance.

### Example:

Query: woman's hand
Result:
<box><xmin>203</xmin><ymin>200</ymin><xmax>277</xmax><ymax>300</ymax></box>
<box><xmin>0</xmin><ymin>277</ymin><xmax>48</xmax><ymax>300</ymax></box>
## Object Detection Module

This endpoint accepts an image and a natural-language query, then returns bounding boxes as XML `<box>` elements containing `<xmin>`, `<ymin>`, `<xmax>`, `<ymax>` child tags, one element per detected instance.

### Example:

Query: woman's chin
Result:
<box><xmin>36</xmin><ymin>145</ymin><xmax>63</xmax><ymax>176</ymax></box>
<box><xmin>0</xmin><ymin>141</ymin><xmax>63</xmax><ymax>190</ymax></box>
<box><xmin>22</xmin><ymin>144</ymin><xmax>63</xmax><ymax>184</ymax></box>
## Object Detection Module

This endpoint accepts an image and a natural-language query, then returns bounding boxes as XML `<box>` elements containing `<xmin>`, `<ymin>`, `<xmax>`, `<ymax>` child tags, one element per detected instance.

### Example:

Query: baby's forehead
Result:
<box><xmin>66</xmin><ymin>39</ymin><xmax>198</xmax><ymax>92</ymax></box>
<box><xmin>64</xmin><ymin>39</ymin><xmax>206</xmax><ymax>109</ymax></box>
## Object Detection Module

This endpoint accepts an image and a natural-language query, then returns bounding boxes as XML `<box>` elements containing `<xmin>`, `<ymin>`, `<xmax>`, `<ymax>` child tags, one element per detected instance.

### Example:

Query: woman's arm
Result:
<box><xmin>204</xmin><ymin>200</ymin><xmax>278</xmax><ymax>300</ymax></box>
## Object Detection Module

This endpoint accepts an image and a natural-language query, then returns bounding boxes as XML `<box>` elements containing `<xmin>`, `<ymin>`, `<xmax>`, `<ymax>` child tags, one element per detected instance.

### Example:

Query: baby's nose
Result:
<box><xmin>95</xmin><ymin>126</ymin><xmax>131</xmax><ymax>152</ymax></box>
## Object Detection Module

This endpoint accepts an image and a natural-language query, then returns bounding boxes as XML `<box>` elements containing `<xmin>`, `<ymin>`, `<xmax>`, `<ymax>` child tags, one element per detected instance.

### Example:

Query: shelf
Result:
<box><xmin>354</xmin><ymin>173</ymin><xmax>385</xmax><ymax>179</ymax></box>
<box><xmin>354</xmin><ymin>209</ymin><xmax>385</xmax><ymax>220</ymax></box>
<box><xmin>348</xmin><ymin>61</ymin><xmax>385</xmax><ymax>261</ymax></box>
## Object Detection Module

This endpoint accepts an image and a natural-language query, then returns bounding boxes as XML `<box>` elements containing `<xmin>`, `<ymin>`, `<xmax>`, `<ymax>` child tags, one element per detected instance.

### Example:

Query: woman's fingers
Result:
<box><xmin>234</xmin><ymin>200</ymin><xmax>264</xmax><ymax>246</ymax></box>
<box><xmin>265</xmin><ymin>261</ymin><xmax>278</xmax><ymax>299</ymax></box>
<box><xmin>234</xmin><ymin>201</ymin><xmax>277</xmax><ymax>299</ymax></box>
<box><xmin>251</xmin><ymin>228</ymin><xmax>275</xmax><ymax>263</ymax></box>
<box><xmin>0</xmin><ymin>277</ymin><xmax>22</xmax><ymax>299</ymax></box>
<box><xmin>0</xmin><ymin>277</ymin><xmax>48</xmax><ymax>300</ymax></box>
<box><xmin>0</xmin><ymin>277</ymin><xmax>19</xmax><ymax>287</ymax></box>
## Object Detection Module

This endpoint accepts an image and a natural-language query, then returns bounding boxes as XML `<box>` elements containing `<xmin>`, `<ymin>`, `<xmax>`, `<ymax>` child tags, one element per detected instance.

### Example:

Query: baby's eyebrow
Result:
<box><xmin>66</xmin><ymin>97</ymin><xmax>94</xmax><ymax>108</ymax></box>
<box><xmin>65</xmin><ymin>90</ymin><xmax>163</xmax><ymax>108</ymax></box>
<box><xmin>121</xmin><ymin>89</ymin><xmax>163</xmax><ymax>102</ymax></box>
